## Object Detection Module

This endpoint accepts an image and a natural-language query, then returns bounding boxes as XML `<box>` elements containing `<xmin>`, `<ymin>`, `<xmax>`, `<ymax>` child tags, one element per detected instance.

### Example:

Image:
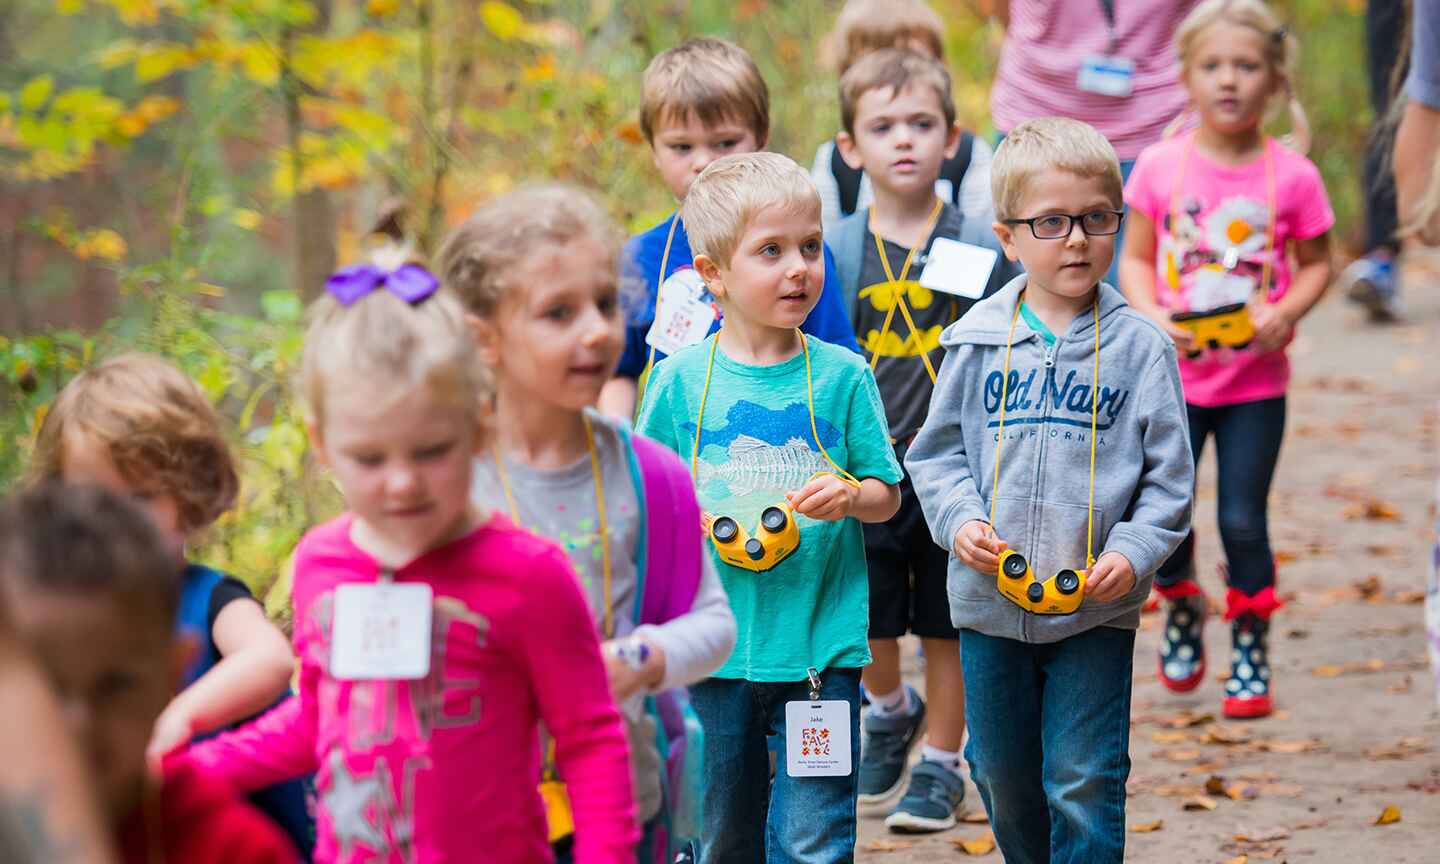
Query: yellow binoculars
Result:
<box><xmin>1170</xmin><ymin>303</ymin><xmax>1254</xmax><ymax>358</ymax></box>
<box><xmin>997</xmin><ymin>549</ymin><xmax>1087</xmax><ymax>615</ymax></box>
<box><xmin>705</xmin><ymin>503</ymin><xmax>800</xmax><ymax>573</ymax></box>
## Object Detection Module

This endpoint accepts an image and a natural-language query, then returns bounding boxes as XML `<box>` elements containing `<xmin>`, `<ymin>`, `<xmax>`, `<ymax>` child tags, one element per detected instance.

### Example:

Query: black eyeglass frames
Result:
<box><xmin>1002</xmin><ymin>210</ymin><xmax>1125</xmax><ymax>240</ymax></box>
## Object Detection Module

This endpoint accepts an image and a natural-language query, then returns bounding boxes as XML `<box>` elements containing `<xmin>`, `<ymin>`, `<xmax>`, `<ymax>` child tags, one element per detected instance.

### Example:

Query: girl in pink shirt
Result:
<box><xmin>183</xmin><ymin>254</ymin><xmax>637</xmax><ymax>862</ymax></box>
<box><xmin>1119</xmin><ymin>0</ymin><xmax>1333</xmax><ymax>721</ymax></box>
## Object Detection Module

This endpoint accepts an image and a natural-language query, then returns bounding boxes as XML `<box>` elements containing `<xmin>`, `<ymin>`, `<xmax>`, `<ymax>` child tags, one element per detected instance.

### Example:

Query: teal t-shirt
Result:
<box><xmin>636</xmin><ymin>334</ymin><xmax>903</xmax><ymax>682</ymax></box>
<box><xmin>1019</xmin><ymin>302</ymin><xmax>1057</xmax><ymax>345</ymax></box>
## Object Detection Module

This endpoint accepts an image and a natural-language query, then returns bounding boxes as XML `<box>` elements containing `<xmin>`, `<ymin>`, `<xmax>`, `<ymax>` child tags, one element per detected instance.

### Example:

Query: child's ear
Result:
<box><xmin>693</xmin><ymin>254</ymin><xmax>726</xmax><ymax>298</ymax></box>
<box><xmin>468</xmin><ymin>312</ymin><xmax>502</xmax><ymax>367</ymax></box>
<box><xmin>835</xmin><ymin>132</ymin><xmax>864</xmax><ymax>171</ymax></box>
<box><xmin>305</xmin><ymin>421</ymin><xmax>330</xmax><ymax>468</ymax></box>
<box><xmin>943</xmin><ymin>123</ymin><xmax>963</xmax><ymax>160</ymax></box>
<box><xmin>992</xmin><ymin>221</ymin><xmax>1022</xmax><ymax>263</ymax></box>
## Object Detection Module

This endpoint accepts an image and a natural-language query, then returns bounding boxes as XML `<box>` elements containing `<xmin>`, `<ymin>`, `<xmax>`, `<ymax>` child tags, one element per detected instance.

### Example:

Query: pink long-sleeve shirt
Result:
<box><xmin>184</xmin><ymin>513</ymin><xmax>637</xmax><ymax>863</ymax></box>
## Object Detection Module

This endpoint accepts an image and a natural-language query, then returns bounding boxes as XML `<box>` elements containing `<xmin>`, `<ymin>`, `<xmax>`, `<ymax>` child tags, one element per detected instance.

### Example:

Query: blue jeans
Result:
<box><xmin>960</xmin><ymin>627</ymin><xmax>1135</xmax><ymax>864</ymax></box>
<box><xmin>1156</xmin><ymin>397</ymin><xmax>1286</xmax><ymax>595</ymax></box>
<box><xmin>688</xmin><ymin>668</ymin><xmax>862</xmax><ymax>864</ymax></box>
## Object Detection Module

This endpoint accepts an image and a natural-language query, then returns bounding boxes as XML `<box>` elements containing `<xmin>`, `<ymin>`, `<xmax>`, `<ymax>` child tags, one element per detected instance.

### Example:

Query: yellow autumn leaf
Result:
<box><xmin>950</xmin><ymin>832</ymin><xmax>996</xmax><ymax>855</ymax></box>
<box><xmin>112</xmin><ymin>0</ymin><xmax>160</xmax><ymax>25</ymax></box>
<box><xmin>522</xmin><ymin>54</ymin><xmax>556</xmax><ymax>83</ymax></box>
<box><xmin>480</xmin><ymin>0</ymin><xmax>523</xmax><ymax>40</ymax></box>
<box><xmin>96</xmin><ymin>40</ymin><xmax>139</xmax><ymax>69</ymax></box>
<box><xmin>55</xmin><ymin>0</ymin><xmax>83</xmax><ymax>15</ymax></box>
<box><xmin>366</xmin><ymin>0</ymin><xmax>399</xmax><ymax>16</ymax></box>
<box><xmin>238</xmin><ymin>42</ymin><xmax>280</xmax><ymax>87</ymax></box>
<box><xmin>114</xmin><ymin>112</ymin><xmax>148</xmax><ymax>138</ymax></box>
<box><xmin>19</xmin><ymin>75</ymin><xmax>55</xmax><ymax>112</ymax></box>
<box><xmin>1375</xmin><ymin>805</ymin><xmax>1402</xmax><ymax>825</ymax></box>
<box><xmin>1129</xmin><ymin>820</ymin><xmax>1164</xmax><ymax>833</ymax></box>
<box><xmin>72</xmin><ymin>229</ymin><xmax>128</xmax><ymax>261</ymax></box>
<box><xmin>231</xmin><ymin>209</ymin><xmax>262</xmax><ymax>231</ymax></box>
<box><xmin>134</xmin><ymin>44</ymin><xmax>196</xmax><ymax>83</ymax></box>
<box><xmin>135</xmin><ymin>94</ymin><xmax>180</xmax><ymax>122</ymax></box>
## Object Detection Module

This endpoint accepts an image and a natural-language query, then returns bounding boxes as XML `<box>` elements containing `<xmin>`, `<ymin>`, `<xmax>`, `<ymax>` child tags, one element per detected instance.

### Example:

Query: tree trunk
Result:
<box><xmin>282</xmin><ymin>0</ymin><xmax>336</xmax><ymax>300</ymax></box>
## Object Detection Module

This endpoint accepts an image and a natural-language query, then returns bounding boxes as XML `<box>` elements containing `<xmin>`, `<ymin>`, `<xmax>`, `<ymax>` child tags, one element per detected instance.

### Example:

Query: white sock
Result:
<box><xmin>868</xmin><ymin>685</ymin><xmax>911</xmax><ymax>718</ymax></box>
<box><xmin>921</xmin><ymin>744</ymin><xmax>962</xmax><ymax>774</ymax></box>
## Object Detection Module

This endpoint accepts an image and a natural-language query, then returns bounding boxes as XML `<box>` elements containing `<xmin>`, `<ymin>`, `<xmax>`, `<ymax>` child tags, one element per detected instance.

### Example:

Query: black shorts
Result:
<box><xmin>863</xmin><ymin>465</ymin><xmax>958</xmax><ymax>640</ymax></box>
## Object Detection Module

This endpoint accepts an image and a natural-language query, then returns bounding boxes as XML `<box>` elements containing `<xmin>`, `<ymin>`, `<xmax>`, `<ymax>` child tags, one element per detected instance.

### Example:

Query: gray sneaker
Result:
<box><xmin>857</xmin><ymin>686</ymin><xmax>926</xmax><ymax>805</ymax></box>
<box><xmin>884</xmin><ymin>759</ymin><xmax>967</xmax><ymax>833</ymax></box>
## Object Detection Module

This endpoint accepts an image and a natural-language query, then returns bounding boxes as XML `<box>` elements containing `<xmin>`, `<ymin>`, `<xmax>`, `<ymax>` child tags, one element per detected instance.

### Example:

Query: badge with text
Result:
<box><xmin>1191</xmin><ymin>266</ymin><xmax>1257</xmax><ymax>310</ymax></box>
<box><xmin>919</xmin><ymin>237</ymin><xmax>998</xmax><ymax>300</ymax></box>
<box><xmin>784</xmin><ymin>699</ymin><xmax>852</xmax><ymax>777</ymax></box>
<box><xmin>1076</xmin><ymin>54</ymin><xmax>1135</xmax><ymax>98</ymax></box>
<box><xmin>330</xmin><ymin>582</ymin><xmax>433</xmax><ymax>681</ymax></box>
<box><xmin>646</xmin><ymin>268</ymin><xmax>716</xmax><ymax>355</ymax></box>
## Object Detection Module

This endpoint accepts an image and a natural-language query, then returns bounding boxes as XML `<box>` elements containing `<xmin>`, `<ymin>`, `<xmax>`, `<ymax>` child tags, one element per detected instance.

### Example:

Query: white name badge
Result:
<box><xmin>330</xmin><ymin>582</ymin><xmax>433</xmax><ymax>681</ymax></box>
<box><xmin>919</xmin><ymin>236</ymin><xmax>998</xmax><ymax>300</ymax></box>
<box><xmin>784</xmin><ymin>699</ymin><xmax>853</xmax><ymax>777</ymax></box>
<box><xmin>1077</xmin><ymin>54</ymin><xmax>1135</xmax><ymax>98</ymax></box>
<box><xmin>646</xmin><ymin>269</ymin><xmax>716</xmax><ymax>355</ymax></box>
<box><xmin>1191</xmin><ymin>267</ymin><xmax>1256</xmax><ymax>310</ymax></box>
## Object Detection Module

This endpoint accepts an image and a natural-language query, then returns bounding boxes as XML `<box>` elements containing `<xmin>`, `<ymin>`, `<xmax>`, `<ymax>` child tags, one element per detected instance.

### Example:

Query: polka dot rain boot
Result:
<box><xmin>1222</xmin><ymin>586</ymin><xmax>1283</xmax><ymax>719</ymax></box>
<box><xmin>1156</xmin><ymin>580</ymin><xmax>1207</xmax><ymax>692</ymax></box>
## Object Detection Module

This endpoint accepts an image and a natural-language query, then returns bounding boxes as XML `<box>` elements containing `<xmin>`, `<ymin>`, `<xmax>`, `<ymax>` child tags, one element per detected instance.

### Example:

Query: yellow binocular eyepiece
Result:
<box><xmin>705</xmin><ymin>503</ymin><xmax>800</xmax><ymax>573</ymax></box>
<box><xmin>997</xmin><ymin>549</ymin><xmax>1086</xmax><ymax>615</ymax></box>
<box><xmin>1170</xmin><ymin>303</ymin><xmax>1254</xmax><ymax>358</ymax></box>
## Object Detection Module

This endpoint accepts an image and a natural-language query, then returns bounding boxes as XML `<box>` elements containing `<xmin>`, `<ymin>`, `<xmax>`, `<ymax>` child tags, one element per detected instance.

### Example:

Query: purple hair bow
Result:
<box><xmin>325</xmin><ymin>262</ymin><xmax>439</xmax><ymax>307</ymax></box>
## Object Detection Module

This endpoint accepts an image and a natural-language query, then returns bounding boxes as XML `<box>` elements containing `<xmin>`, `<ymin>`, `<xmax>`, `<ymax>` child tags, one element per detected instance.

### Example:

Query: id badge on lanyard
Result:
<box><xmin>330</xmin><ymin>572</ymin><xmax>433</xmax><ymax>681</ymax></box>
<box><xmin>1076</xmin><ymin>0</ymin><xmax>1135</xmax><ymax>98</ymax></box>
<box><xmin>784</xmin><ymin>668</ymin><xmax>853</xmax><ymax>778</ymax></box>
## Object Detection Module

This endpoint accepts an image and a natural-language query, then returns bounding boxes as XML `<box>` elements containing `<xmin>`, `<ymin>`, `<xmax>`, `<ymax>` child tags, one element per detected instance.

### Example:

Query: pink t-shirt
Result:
<box><xmin>1124</xmin><ymin>132</ymin><xmax>1335</xmax><ymax>407</ymax></box>
<box><xmin>183</xmin><ymin>513</ymin><xmax>637</xmax><ymax>864</ymax></box>
<box><xmin>991</xmin><ymin>0</ymin><xmax>1196</xmax><ymax>160</ymax></box>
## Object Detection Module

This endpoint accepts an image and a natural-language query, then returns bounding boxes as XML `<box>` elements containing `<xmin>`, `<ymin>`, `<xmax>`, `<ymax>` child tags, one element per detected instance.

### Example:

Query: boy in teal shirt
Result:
<box><xmin>637</xmin><ymin>152</ymin><xmax>901</xmax><ymax>863</ymax></box>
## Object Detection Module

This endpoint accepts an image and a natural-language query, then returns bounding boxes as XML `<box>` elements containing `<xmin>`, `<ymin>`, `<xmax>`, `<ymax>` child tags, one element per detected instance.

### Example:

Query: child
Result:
<box><xmin>599</xmin><ymin>37</ymin><xmax>861</xmax><ymax>420</ymax></box>
<box><xmin>827</xmin><ymin>48</ymin><xmax>1013</xmax><ymax>833</ymax></box>
<box><xmin>906</xmin><ymin>117</ymin><xmax>1194</xmax><ymax>861</ymax></box>
<box><xmin>181</xmin><ymin>258</ymin><xmax>638</xmax><ymax>862</ymax></box>
<box><xmin>1119</xmin><ymin>0</ymin><xmax>1333</xmax><ymax>719</ymax></box>
<box><xmin>0</xmin><ymin>483</ymin><xmax>299</xmax><ymax>863</ymax></box>
<box><xmin>810</xmin><ymin>0</ymin><xmax>996</xmax><ymax>234</ymax></box>
<box><xmin>636</xmin><ymin>152</ymin><xmax>903</xmax><ymax>862</ymax></box>
<box><xmin>29</xmin><ymin>352</ymin><xmax>310</xmax><ymax>852</ymax></box>
<box><xmin>442</xmin><ymin>184</ymin><xmax>736</xmax><ymax>860</ymax></box>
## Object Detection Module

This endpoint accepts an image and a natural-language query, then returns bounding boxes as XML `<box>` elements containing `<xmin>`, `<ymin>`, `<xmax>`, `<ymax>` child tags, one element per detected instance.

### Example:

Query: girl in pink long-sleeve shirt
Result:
<box><xmin>183</xmin><ymin>253</ymin><xmax>637</xmax><ymax>863</ymax></box>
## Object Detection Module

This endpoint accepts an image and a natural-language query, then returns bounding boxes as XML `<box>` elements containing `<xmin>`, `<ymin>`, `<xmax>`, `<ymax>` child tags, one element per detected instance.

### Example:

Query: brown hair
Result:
<box><xmin>640</xmin><ymin>37</ymin><xmax>769</xmax><ymax>146</ymax></box>
<box><xmin>0</xmin><ymin>483</ymin><xmax>181</xmax><ymax>622</ymax></box>
<box><xmin>839</xmin><ymin>48</ymin><xmax>956</xmax><ymax>137</ymax></box>
<box><xmin>30</xmin><ymin>353</ymin><xmax>239</xmax><ymax>534</ymax></box>
<box><xmin>825</xmin><ymin>0</ymin><xmax>945</xmax><ymax>74</ymax></box>
<box><xmin>438</xmin><ymin>184</ymin><xmax>626</xmax><ymax>320</ymax></box>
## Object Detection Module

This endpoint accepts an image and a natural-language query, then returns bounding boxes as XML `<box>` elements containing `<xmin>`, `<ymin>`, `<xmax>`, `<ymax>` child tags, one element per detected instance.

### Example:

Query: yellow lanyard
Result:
<box><xmin>635</xmin><ymin>214</ymin><xmax>686</xmax><ymax>410</ymax></box>
<box><xmin>691</xmin><ymin>329</ymin><xmax>860</xmax><ymax>489</ymax></box>
<box><xmin>1164</xmin><ymin>134</ymin><xmax>1278</xmax><ymax>303</ymax></box>
<box><xmin>866</xmin><ymin>198</ymin><xmax>945</xmax><ymax>385</ymax></box>
<box><xmin>989</xmin><ymin>295</ymin><xmax>1101</xmax><ymax>569</ymax></box>
<box><xmin>493</xmin><ymin>413</ymin><xmax>614</xmax><ymax>638</ymax></box>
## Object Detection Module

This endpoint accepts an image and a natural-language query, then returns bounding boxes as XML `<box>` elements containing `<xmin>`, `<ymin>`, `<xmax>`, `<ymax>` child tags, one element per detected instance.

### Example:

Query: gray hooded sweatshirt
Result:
<box><xmin>905</xmin><ymin>275</ymin><xmax>1194</xmax><ymax>644</ymax></box>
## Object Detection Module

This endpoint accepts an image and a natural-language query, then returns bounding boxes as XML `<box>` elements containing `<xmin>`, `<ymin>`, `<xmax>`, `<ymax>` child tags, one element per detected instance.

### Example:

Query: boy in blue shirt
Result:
<box><xmin>599</xmin><ymin>37</ymin><xmax>860</xmax><ymax>420</ymax></box>
<box><xmin>637</xmin><ymin>152</ymin><xmax>901</xmax><ymax>863</ymax></box>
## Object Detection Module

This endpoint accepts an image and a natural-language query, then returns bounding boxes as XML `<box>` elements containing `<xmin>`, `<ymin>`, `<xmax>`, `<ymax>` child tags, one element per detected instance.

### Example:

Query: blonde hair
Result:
<box><xmin>990</xmin><ymin>118</ymin><xmax>1123</xmax><ymax>222</ymax></box>
<box><xmin>681</xmin><ymin>152</ymin><xmax>821</xmax><ymax>268</ymax></box>
<box><xmin>825</xmin><ymin>0</ymin><xmax>945</xmax><ymax>74</ymax></box>
<box><xmin>640</xmin><ymin>37</ymin><xmax>769</xmax><ymax>146</ymax></box>
<box><xmin>840</xmin><ymin>48</ymin><xmax>956</xmax><ymax>137</ymax></box>
<box><xmin>438</xmin><ymin>184</ymin><xmax>626</xmax><ymax>320</ymax></box>
<box><xmin>300</xmin><ymin>251</ymin><xmax>486</xmax><ymax>430</ymax></box>
<box><xmin>29</xmin><ymin>352</ymin><xmax>239</xmax><ymax>533</ymax></box>
<box><xmin>1170</xmin><ymin>0</ymin><xmax>1311</xmax><ymax>153</ymax></box>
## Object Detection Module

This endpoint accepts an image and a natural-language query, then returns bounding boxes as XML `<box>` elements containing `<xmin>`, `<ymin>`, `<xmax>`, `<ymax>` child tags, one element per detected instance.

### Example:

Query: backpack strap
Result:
<box><xmin>177</xmin><ymin>564</ymin><xmax>225</xmax><ymax>689</ymax></box>
<box><xmin>830</xmin><ymin>137</ymin><xmax>864</xmax><ymax>218</ymax></box>
<box><xmin>940</xmin><ymin>131</ymin><xmax>975</xmax><ymax>207</ymax></box>
<box><xmin>626</xmin><ymin>430</ymin><xmax>703</xmax><ymax>626</ymax></box>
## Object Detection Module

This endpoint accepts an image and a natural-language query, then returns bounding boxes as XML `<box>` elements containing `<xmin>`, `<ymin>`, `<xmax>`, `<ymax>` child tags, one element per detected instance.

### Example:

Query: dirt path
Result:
<box><xmin>857</xmin><ymin>267</ymin><xmax>1440</xmax><ymax>863</ymax></box>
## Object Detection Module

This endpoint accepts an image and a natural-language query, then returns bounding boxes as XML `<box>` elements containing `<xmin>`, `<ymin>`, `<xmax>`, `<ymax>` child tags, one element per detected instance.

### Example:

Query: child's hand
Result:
<box><xmin>601</xmin><ymin>637</ymin><xmax>666</xmax><ymax>701</ymax></box>
<box><xmin>1161</xmin><ymin>319</ymin><xmax>1197</xmax><ymax>355</ymax></box>
<box><xmin>1084</xmin><ymin>552</ymin><xmax>1136</xmax><ymax>603</ymax></box>
<box><xmin>146</xmin><ymin>705</ymin><xmax>194</xmax><ymax>771</ymax></box>
<box><xmin>786</xmin><ymin>474</ymin><xmax>860</xmax><ymax>521</ymax></box>
<box><xmin>1248</xmin><ymin>302</ymin><xmax>1294</xmax><ymax>353</ymax></box>
<box><xmin>954</xmin><ymin>520</ymin><xmax>1006</xmax><ymax>571</ymax></box>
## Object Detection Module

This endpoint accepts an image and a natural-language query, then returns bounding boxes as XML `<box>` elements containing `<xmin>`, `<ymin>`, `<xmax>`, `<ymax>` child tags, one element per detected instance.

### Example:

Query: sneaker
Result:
<box><xmin>857</xmin><ymin>686</ymin><xmax>926</xmax><ymax>805</ymax></box>
<box><xmin>884</xmin><ymin>759</ymin><xmax>967</xmax><ymax>833</ymax></box>
<box><xmin>1343</xmin><ymin>254</ymin><xmax>1403</xmax><ymax>323</ymax></box>
<box><xmin>1157</xmin><ymin>583</ymin><xmax>1207</xmax><ymax>693</ymax></box>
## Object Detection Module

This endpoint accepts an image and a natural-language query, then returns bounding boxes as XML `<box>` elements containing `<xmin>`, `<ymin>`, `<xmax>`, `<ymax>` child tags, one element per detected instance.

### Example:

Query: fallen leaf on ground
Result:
<box><xmin>1184</xmin><ymin>761</ymin><xmax>1230</xmax><ymax>775</ymax></box>
<box><xmin>1311</xmin><ymin>659</ymin><xmax>1386</xmax><ymax>677</ymax></box>
<box><xmin>1234</xmin><ymin>827</ymin><xmax>1291</xmax><ymax>842</ymax></box>
<box><xmin>1160</xmin><ymin>748</ymin><xmax>1202</xmax><ymax>762</ymax></box>
<box><xmin>960</xmin><ymin>810</ymin><xmax>990</xmax><ymax>824</ymax></box>
<box><xmin>950</xmin><ymin>832</ymin><xmax>996</xmax><ymax>855</ymax></box>
<box><xmin>1153</xmin><ymin>784</ymin><xmax>1206</xmax><ymax>798</ymax></box>
<box><xmin>1204</xmin><ymin>723</ymin><xmax>1254</xmax><ymax>745</ymax></box>
<box><xmin>1354</xmin><ymin>574</ymin><xmax>1384</xmax><ymax>598</ymax></box>
<box><xmin>1204</xmin><ymin>776</ymin><xmax>1228</xmax><ymax>796</ymax></box>
<box><xmin>1343</xmin><ymin>499</ymin><xmax>1402</xmax><ymax>521</ymax></box>
<box><xmin>1151</xmin><ymin>730</ymin><xmax>1191</xmax><ymax>744</ymax></box>
<box><xmin>1258</xmin><ymin>738</ymin><xmax>1324</xmax><ymax>754</ymax></box>
<box><xmin>1223</xmin><ymin>856</ymin><xmax>1249</xmax><ymax>864</ymax></box>
<box><xmin>1159</xmin><ymin>710</ymin><xmax>1215</xmax><ymax>729</ymax></box>
<box><xmin>1181</xmin><ymin>796</ymin><xmax>1218</xmax><ymax>811</ymax></box>
<box><xmin>1392</xmin><ymin>590</ymin><xmax>1426</xmax><ymax>604</ymax></box>
<box><xmin>1129</xmin><ymin>819</ymin><xmax>1163</xmax><ymax>833</ymax></box>
<box><xmin>1226</xmin><ymin>783</ymin><xmax>1258</xmax><ymax>801</ymax></box>
<box><xmin>1375</xmin><ymin>805</ymin><xmax>1402</xmax><ymax>825</ymax></box>
<box><xmin>863</xmin><ymin>839</ymin><xmax>914</xmax><ymax>852</ymax></box>
<box><xmin>1291</xmin><ymin>816</ymin><xmax>1329</xmax><ymax>830</ymax></box>
<box><xmin>1366</xmin><ymin>737</ymin><xmax>1430</xmax><ymax>759</ymax></box>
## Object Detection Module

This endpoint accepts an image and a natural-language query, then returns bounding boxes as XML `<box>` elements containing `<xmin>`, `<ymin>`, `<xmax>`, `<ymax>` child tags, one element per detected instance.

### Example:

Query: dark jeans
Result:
<box><xmin>1156</xmin><ymin>397</ymin><xmax>1286</xmax><ymax>595</ymax></box>
<box><xmin>1364</xmin><ymin>0</ymin><xmax>1407</xmax><ymax>254</ymax></box>
<box><xmin>960</xmin><ymin>627</ymin><xmax>1135</xmax><ymax>864</ymax></box>
<box><xmin>688</xmin><ymin>668</ymin><xmax>862</xmax><ymax>864</ymax></box>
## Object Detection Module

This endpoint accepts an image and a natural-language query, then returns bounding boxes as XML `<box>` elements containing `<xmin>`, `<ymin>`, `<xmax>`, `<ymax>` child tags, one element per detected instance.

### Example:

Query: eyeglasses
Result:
<box><xmin>1002</xmin><ymin>210</ymin><xmax>1125</xmax><ymax>240</ymax></box>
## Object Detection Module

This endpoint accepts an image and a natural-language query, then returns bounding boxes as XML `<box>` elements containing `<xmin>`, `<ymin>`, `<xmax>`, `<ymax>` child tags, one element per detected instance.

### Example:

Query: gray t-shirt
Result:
<box><xmin>856</xmin><ymin>203</ymin><xmax>984</xmax><ymax>441</ymax></box>
<box><xmin>470</xmin><ymin>411</ymin><xmax>662</xmax><ymax>821</ymax></box>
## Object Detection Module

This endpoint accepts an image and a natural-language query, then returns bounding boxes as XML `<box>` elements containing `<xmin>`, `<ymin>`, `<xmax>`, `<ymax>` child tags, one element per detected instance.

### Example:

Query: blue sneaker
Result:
<box><xmin>884</xmin><ymin>759</ymin><xmax>967</xmax><ymax>833</ymax></box>
<box><xmin>858</xmin><ymin>686</ymin><xmax>926</xmax><ymax>805</ymax></box>
<box><xmin>1344</xmin><ymin>254</ymin><xmax>1402</xmax><ymax>322</ymax></box>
